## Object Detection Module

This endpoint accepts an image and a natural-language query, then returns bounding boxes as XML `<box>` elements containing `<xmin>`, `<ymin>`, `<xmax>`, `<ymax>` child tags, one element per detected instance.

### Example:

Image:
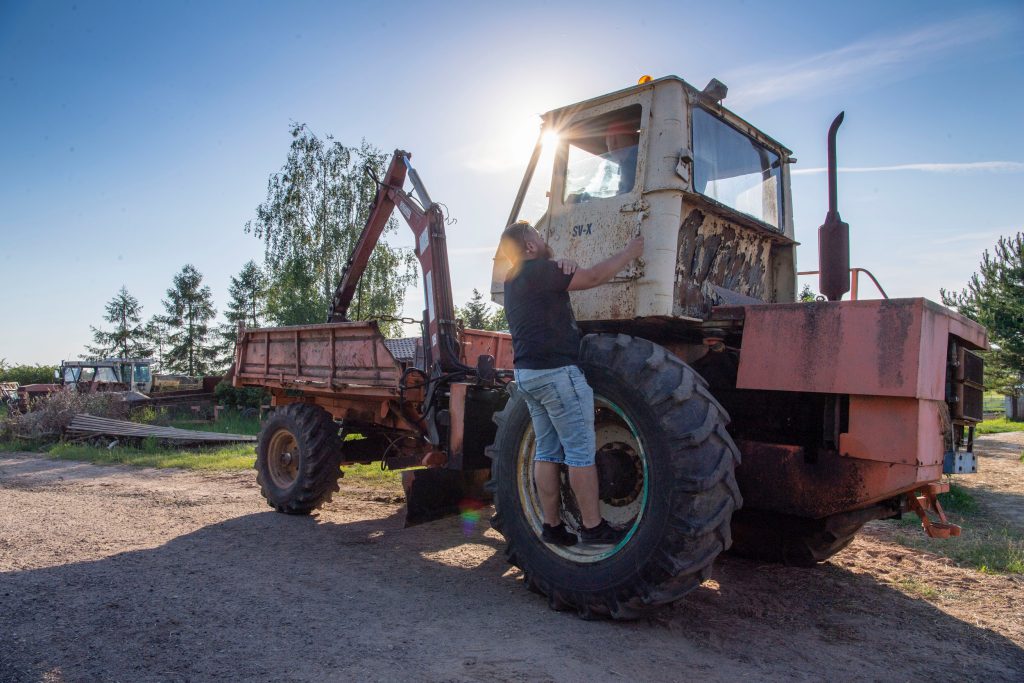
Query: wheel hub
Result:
<box><xmin>267</xmin><ymin>429</ymin><xmax>300</xmax><ymax>489</ymax></box>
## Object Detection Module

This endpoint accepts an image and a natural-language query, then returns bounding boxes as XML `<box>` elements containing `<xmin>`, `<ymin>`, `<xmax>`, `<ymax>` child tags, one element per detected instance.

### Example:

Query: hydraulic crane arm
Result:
<box><xmin>327</xmin><ymin>150</ymin><xmax>465</xmax><ymax>373</ymax></box>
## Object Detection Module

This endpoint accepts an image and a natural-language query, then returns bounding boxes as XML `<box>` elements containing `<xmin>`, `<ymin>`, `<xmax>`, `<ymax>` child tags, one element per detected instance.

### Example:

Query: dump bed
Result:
<box><xmin>232</xmin><ymin>321</ymin><xmax>513</xmax><ymax>399</ymax></box>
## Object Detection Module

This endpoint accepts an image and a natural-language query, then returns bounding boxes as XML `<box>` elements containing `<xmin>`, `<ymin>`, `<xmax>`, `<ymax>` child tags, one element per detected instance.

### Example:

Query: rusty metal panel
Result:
<box><xmin>236</xmin><ymin>322</ymin><xmax>403</xmax><ymax>388</ymax></box>
<box><xmin>735</xmin><ymin>298</ymin><xmax>987</xmax><ymax>399</ymax></box>
<box><xmin>460</xmin><ymin>329</ymin><xmax>515</xmax><ymax>369</ymax></box>
<box><xmin>838</xmin><ymin>396</ymin><xmax>945</xmax><ymax>467</ymax></box>
<box><xmin>674</xmin><ymin>203</ymin><xmax>777</xmax><ymax>317</ymax></box>
<box><xmin>735</xmin><ymin>439</ymin><xmax>937</xmax><ymax>518</ymax></box>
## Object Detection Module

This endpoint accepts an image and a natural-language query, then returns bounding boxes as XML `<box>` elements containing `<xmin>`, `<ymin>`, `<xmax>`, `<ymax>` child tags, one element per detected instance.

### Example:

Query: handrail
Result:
<box><xmin>797</xmin><ymin>267</ymin><xmax>889</xmax><ymax>300</ymax></box>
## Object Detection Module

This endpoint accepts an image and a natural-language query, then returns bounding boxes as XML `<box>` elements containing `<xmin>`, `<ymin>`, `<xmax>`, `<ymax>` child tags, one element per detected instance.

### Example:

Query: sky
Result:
<box><xmin>1</xmin><ymin>0</ymin><xmax>1022</xmax><ymax>365</ymax></box>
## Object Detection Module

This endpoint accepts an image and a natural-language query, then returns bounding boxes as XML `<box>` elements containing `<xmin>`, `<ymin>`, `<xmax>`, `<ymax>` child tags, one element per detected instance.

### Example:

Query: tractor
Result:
<box><xmin>232</xmin><ymin>75</ymin><xmax>985</xmax><ymax>619</ymax></box>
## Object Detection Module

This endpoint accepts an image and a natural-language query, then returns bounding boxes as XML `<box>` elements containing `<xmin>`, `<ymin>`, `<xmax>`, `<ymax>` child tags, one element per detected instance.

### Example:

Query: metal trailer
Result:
<box><xmin>233</xmin><ymin>75</ymin><xmax>986</xmax><ymax>619</ymax></box>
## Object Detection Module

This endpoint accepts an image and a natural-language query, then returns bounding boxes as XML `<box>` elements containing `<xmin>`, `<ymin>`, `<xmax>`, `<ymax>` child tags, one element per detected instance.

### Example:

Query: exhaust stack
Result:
<box><xmin>818</xmin><ymin>112</ymin><xmax>850</xmax><ymax>302</ymax></box>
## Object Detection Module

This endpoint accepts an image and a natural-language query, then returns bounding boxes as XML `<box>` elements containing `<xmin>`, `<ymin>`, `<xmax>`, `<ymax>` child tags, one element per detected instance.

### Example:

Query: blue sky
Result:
<box><xmin>1</xmin><ymin>0</ymin><xmax>1022</xmax><ymax>365</ymax></box>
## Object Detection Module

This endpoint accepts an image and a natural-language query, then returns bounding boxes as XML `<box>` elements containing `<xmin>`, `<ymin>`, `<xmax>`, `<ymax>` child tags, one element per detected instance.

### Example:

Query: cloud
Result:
<box><xmin>726</xmin><ymin>13</ymin><xmax>1010</xmax><ymax>108</ymax></box>
<box><xmin>791</xmin><ymin>161</ymin><xmax>1024</xmax><ymax>176</ymax></box>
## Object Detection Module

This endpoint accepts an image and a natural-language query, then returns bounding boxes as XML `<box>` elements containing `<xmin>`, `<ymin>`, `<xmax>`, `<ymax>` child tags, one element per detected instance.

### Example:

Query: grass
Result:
<box><xmin>887</xmin><ymin>483</ymin><xmax>1024</xmax><ymax>575</ymax></box>
<box><xmin>167</xmin><ymin>411</ymin><xmax>262</xmax><ymax>436</ymax></box>
<box><xmin>48</xmin><ymin>440</ymin><xmax>257</xmax><ymax>471</ymax></box>
<box><xmin>975</xmin><ymin>417</ymin><xmax>1024</xmax><ymax>435</ymax></box>
<box><xmin>2</xmin><ymin>410</ymin><xmax>401</xmax><ymax>489</ymax></box>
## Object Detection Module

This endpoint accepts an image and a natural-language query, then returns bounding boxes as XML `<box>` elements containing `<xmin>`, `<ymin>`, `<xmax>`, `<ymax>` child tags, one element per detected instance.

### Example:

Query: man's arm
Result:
<box><xmin>567</xmin><ymin>236</ymin><xmax>644</xmax><ymax>291</ymax></box>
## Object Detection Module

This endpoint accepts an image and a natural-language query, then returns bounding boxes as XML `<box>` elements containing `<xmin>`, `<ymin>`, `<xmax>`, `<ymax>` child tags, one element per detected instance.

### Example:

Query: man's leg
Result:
<box><xmin>567</xmin><ymin>464</ymin><xmax>602</xmax><ymax>529</ymax></box>
<box><xmin>534</xmin><ymin>460</ymin><xmax>563</xmax><ymax>526</ymax></box>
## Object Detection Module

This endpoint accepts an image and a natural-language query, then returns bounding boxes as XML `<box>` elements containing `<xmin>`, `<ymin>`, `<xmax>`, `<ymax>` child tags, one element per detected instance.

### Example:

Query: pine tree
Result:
<box><xmin>161</xmin><ymin>265</ymin><xmax>218</xmax><ymax>376</ymax></box>
<box><xmin>942</xmin><ymin>232</ymin><xmax>1024</xmax><ymax>417</ymax></box>
<box><xmin>143</xmin><ymin>316</ymin><xmax>171</xmax><ymax>373</ymax></box>
<box><xmin>459</xmin><ymin>289</ymin><xmax>492</xmax><ymax>329</ymax></box>
<box><xmin>84</xmin><ymin>286</ymin><xmax>152</xmax><ymax>359</ymax></box>
<box><xmin>489</xmin><ymin>305</ymin><xmax>508</xmax><ymax>332</ymax></box>
<box><xmin>215</xmin><ymin>261</ymin><xmax>268</xmax><ymax>368</ymax></box>
<box><xmin>246</xmin><ymin>125</ymin><xmax>417</xmax><ymax>336</ymax></box>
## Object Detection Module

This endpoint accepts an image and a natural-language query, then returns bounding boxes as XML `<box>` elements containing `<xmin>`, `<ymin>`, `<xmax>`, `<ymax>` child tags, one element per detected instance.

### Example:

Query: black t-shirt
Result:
<box><xmin>504</xmin><ymin>258</ymin><xmax>580</xmax><ymax>369</ymax></box>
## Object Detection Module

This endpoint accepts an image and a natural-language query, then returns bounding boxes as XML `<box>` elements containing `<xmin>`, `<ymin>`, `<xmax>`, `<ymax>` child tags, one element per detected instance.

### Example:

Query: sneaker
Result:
<box><xmin>542</xmin><ymin>523</ymin><xmax>578</xmax><ymax>546</ymax></box>
<box><xmin>580</xmin><ymin>520</ymin><xmax>627</xmax><ymax>545</ymax></box>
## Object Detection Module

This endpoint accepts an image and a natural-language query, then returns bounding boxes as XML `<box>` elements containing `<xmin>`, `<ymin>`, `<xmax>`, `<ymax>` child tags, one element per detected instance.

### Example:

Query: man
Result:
<box><xmin>499</xmin><ymin>221</ymin><xmax>644</xmax><ymax>546</ymax></box>
<box><xmin>604</xmin><ymin>120</ymin><xmax>639</xmax><ymax>195</ymax></box>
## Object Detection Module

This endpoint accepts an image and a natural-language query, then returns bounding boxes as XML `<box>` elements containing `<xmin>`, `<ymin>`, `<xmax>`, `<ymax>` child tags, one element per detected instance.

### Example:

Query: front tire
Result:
<box><xmin>488</xmin><ymin>334</ymin><xmax>742</xmax><ymax>619</ymax></box>
<box><xmin>255</xmin><ymin>403</ymin><xmax>343</xmax><ymax>515</ymax></box>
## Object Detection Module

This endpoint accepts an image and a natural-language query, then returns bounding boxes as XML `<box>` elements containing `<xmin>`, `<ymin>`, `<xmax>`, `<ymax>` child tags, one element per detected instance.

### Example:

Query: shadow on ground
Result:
<box><xmin>2</xmin><ymin>502</ymin><xmax>1022</xmax><ymax>682</ymax></box>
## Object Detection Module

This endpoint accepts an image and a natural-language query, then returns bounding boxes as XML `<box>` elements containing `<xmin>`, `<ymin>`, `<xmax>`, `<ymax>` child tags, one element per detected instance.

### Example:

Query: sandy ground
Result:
<box><xmin>1</xmin><ymin>440</ymin><xmax>1022</xmax><ymax>682</ymax></box>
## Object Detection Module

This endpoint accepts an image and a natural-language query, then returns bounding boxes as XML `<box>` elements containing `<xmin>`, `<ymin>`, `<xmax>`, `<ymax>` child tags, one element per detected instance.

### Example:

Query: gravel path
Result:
<box><xmin>1</xmin><ymin>452</ymin><xmax>1022</xmax><ymax>682</ymax></box>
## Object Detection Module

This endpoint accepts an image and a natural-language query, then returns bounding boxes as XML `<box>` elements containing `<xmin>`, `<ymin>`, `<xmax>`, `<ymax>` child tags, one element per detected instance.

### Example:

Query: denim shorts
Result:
<box><xmin>513</xmin><ymin>365</ymin><xmax>596</xmax><ymax>468</ymax></box>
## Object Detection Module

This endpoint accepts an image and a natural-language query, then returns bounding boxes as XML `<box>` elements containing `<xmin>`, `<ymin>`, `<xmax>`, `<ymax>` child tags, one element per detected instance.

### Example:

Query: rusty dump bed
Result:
<box><xmin>232</xmin><ymin>321</ymin><xmax>512</xmax><ymax>432</ymax></box>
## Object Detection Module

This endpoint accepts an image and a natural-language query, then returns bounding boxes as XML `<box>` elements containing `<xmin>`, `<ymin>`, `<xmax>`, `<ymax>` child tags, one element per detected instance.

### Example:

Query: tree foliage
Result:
<box><xmin>143</xmin><ymin>316</ymin><xmax>171</xmax><ymax>373</ymax></box>
<box><xmin>214</xmin><ymin>260</ymin><xmax>268</xmax><ymax>368</ymax></box>
<box><xmin>941</xmin><ymin>232</ymin><xmax>1024</xmax><ymax>404</ymax></box>
<box><xmin>0</xmin><ymin>363</ymin><xmax>59</xmax><ymax>385</ymax></box>
<box><xmin>161</xmin><ymin>265</ymin><xmax>219</xmax><ymax>376</ymax></box>
<box><xmin>246</xmin><ymin>124</ymin><xmax>417</xmax><ymax>336</ymax></box>
<box><xmin>458</xmin><ymin>288</ymin><xmax>507</xmax><ymax>331</ymax></box>
<box><xmin>84</xmin><ymin>286</ymin><xmax>152</xmax><ymax>359</ymax></box>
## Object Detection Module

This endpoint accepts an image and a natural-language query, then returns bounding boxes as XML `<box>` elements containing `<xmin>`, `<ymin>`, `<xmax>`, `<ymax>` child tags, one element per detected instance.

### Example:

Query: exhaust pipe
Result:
<box><xmin>818</xmin><ymin>112</ymin><xmax>850</xmax><ymax>302</ymax></box>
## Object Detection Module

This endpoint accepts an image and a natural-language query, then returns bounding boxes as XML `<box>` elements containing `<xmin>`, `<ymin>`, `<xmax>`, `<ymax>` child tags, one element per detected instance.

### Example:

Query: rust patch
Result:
<box><xmin>875</xmin><ymin>299</ymin><xmax>915</xmax><ymax>389</ymax></box>
<box><xmin>675</xmin><ymin>204</ymin><xmax>772</xmax><ymax>319</ymax></box>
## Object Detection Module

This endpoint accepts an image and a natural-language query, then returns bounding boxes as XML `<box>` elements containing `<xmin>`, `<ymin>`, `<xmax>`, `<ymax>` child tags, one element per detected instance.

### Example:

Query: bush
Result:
<box><xmin>1</xmin><ymin>389</ymin><xmax>130</xmax><ymax>441</ymax></box>
<box><xmin>0</xmin><ymin>363</ymin><xmax>59</xmax><ymax>385</ymax></box>
<box><xmin>214</xmin><ymin>380</ymin><xmax>268</xmax><ymax>410</ymax></box>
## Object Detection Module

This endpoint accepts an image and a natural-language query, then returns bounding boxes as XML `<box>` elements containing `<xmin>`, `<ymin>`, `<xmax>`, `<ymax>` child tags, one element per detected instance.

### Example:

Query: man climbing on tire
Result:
<box><xmin>499</xmin><ymin>220</ymin><xmax>644</xmax><ymax>546</ymax></box>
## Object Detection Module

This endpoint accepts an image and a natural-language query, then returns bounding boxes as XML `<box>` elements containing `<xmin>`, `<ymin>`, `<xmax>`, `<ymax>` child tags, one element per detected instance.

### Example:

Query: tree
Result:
<box><xmin>799</xmin><ymin>284</ymin><xmax>818</xmax><ymax>302</ymax></box>
<box><xmin>458</xmin><ymin>288</ymin><xmax>508</xmax><ymax>331</ymax></box>
<box><xmin>83</xmin><ymin>286</ymin><xmax>152</xmax><ymax>359</ymax></box>
<box><xmin>459</xmin><ymin>289</ymin><xmax>492</xmax><ymax>329</ymax></box>
<box><xmin>489</xmin><ymin>305</ymin><xmax>508</xmax><ymax>332</ymax></box>
<box><xmin>246</xmin><ymin>124</ymin><xmax>417</xmax><ymax>336</ymax></box>
<box><xmin>214</xmin><ymin>261</ymin><xmax>268</xmax><ymax>368</ymax></box>
<box><xmin>161</xmin><ymin>265</ymin><xmax>218</xmax><ymax>376</ymax></box>
<box><xmin>941</xmin><ymin>232</ymin><xmax>1024</xmax><ymax>417</ymax></box>
<box><xmin>143</xmin><ymin>316</ymin><xmax>171</xmax><ymax>373</ymax></box>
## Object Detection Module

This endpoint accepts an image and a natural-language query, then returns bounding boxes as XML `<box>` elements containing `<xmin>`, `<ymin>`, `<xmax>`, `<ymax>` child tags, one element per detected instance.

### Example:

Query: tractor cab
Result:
<box><xmin>493</xmin><ymin>75</ymin><xmax>797</xmax><ymax>330</ymax></box>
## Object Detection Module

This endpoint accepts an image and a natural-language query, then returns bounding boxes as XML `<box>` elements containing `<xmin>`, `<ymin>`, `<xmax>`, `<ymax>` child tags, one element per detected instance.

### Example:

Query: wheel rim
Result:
<box><xmin>515</xmin><ymin>393</ymin><xmax>648</xmax><ymax>563</ymax></box>
<box><xmin>267</xmin><ymin>428</ymin><xmax>300</xmax><ymax>489</ymax></box>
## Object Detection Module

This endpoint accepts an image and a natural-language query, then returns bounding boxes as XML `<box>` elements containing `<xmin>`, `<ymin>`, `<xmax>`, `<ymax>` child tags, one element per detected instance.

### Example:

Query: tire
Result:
<box><xmin>729</xmin><ymin>509</ymin><xmax>864</xmax><ymax>567</ymax></box>
<box><xmin>487</xmin><ymin>333</ymin><xmax>742</xmax><ymax>619</ymax></box>
<box><xmin>255</xmin><ymin>403</ymin><xmax>344</xmax><ymax>515</ymax></box>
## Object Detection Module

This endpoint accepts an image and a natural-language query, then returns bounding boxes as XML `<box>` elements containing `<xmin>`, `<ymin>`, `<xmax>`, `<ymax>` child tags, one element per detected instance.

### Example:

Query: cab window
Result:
<box><xmin>693</xmin><ymin>107</ymin><xmax>782</xmax><ymax>230</ymax></box>
<box><xmin>563</xmin><ymin>105</ymin><xmax>642</xmax><ymax>203</ymax></box>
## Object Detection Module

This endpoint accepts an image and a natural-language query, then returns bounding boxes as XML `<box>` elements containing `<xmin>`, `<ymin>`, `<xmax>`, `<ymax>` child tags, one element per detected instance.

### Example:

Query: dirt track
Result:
<box><xmin>1</xmin><ymin>441</ymin><xmax>1022</xmax><ymax>682</ymax></box>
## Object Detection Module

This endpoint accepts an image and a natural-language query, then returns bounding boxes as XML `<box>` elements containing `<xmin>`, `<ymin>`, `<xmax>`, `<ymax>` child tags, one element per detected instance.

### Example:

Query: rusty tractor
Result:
<box><xmin>232</xmin><ymin>75</ymin><xmax>986</xmax><ymax>619</ymax></box>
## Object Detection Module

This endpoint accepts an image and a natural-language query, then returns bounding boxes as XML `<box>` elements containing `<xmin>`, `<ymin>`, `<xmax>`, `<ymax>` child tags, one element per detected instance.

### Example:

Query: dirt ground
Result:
<box><xmin>1</xmin><ymin>437</ymin><xmax>1022</xmax><ymax>682</ymax></box>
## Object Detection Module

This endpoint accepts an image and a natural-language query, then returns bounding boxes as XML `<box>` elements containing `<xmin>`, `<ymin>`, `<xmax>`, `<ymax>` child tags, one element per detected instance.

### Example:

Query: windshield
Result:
<box><xmin>134</xmin><ymin>365</ymin><xmax>151</xmax><ymax>383</ymax></box>
<box><xmin>563</xmin><ymin>104</ymin><xmax>641</xmax><ymax>203</ymax></box>
<box><xmin>515</xmin><ymin>129</ymin><xmax>558</xmax><ymax>228</ymax></box>
<box><xmin>693</xmin><ymin>107</ymin><xmax>782</xmax><ymax>230</ymax></box>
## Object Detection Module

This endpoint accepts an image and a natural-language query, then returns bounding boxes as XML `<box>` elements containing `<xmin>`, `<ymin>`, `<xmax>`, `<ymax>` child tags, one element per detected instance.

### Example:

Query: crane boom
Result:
<box><xmin>327</xmin><ymin>150</ymin><xmax>464</xmax><ymax>373</ymax></box>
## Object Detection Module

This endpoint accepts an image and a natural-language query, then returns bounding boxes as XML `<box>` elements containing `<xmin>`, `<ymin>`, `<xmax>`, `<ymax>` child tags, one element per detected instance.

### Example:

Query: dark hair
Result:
<box><xmin>499</xmin><ymin>220</ymin><xmax>532</xmax><ymax>260</ymax></box>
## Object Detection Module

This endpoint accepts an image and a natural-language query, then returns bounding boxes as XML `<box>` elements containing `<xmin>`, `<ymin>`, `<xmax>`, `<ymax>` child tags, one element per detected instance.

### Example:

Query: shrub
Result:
<box><xmin>0</xmin><ymin>363</ymin><xmax>59</xmax><ymax>385</ymax></box>
<box><xmin>214</xmin><ymin>380</ymin><xmax>268</xmax><ymax>410</ymax></box>
<box><xmin>1</xmin><ymin>389</ymin><xmax>130</xmax><ymax>441</ymax></box>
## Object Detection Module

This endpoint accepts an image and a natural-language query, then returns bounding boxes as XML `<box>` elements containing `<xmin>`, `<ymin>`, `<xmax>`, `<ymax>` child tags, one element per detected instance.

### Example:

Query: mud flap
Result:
<box><xmin>401</xmin><ymin>468</ymin><xmax>492</xmax><ymax>527</ymax></box>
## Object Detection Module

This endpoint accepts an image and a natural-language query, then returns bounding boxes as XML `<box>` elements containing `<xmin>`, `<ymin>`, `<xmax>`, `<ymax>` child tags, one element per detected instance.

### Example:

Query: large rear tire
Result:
<box><xmin>255</xmin><ymin>403</ymin><xmax>344</xmax><ymax>515</ymax></box>
<box><xmin>488</xmin><ymin>334</ymin><xmax>742</xmax><ymax>619</ymax></box>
